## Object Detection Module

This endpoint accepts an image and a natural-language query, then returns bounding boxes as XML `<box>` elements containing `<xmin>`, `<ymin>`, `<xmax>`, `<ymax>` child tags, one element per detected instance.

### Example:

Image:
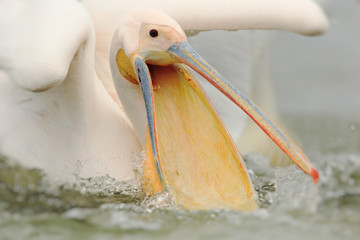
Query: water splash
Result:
<box><xmin>0</xmin><ymin>156</ymin><xmax>141</xmax><ymax>213</ymax></box>
<box><xmin>1</xmin><ymin>139</ymin><xmax>360</xmax><ymax>239</ymax></box>
<box><xmin>244</xmin><ymin>153</ymin><xmax>319</xmax><ymax>212</ymax></box>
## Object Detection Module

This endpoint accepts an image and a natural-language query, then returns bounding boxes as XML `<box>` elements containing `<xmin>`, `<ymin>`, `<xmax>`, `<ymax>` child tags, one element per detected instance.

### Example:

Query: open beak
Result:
<box><xmin>167</xmin><ymin>42</ymin><xmax>319</xmax><ymax>181</ymax></box>
<box><xmin>130</xmin><ymin>41</ymin><xmax>318</xmax><ymax>209</ymax></box>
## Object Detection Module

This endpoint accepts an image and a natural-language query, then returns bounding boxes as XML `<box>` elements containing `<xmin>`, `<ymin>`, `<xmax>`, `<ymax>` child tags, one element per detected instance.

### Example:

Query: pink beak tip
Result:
<box><xmin>311</xmin><ymin>167</ymin><xmax>319</xmax><ymax>183</ymax></box>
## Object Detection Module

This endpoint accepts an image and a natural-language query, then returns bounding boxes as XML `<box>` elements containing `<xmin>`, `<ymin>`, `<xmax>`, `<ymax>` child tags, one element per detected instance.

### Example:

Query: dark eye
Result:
<box><xmin>149</xmin><ymin>29</ymin><xmax>158</xmax><ymax>38</ymax></box>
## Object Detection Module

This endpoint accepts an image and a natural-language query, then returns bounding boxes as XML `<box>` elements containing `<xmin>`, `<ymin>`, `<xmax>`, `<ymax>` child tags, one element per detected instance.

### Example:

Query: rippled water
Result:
<box><xmin>1</xmin><ymin>0</ymin><xmax>359</xmax><ymax>239</ymax></box>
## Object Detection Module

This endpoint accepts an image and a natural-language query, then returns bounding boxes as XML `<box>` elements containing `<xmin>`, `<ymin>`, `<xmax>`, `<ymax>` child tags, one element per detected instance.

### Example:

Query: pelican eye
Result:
<box><xmin>149</xmin><ymin>29</ymin><xmax>158</xmax><ymax>38</ymax></box>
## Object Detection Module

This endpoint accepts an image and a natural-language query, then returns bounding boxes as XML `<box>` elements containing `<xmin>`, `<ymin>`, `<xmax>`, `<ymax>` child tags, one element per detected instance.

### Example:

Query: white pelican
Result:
<box><xmin>83</xmin><ymin>0</ymin><xmax>328</xmax><ymax>164</ymax></box>
<box><xmin>0</xmin><ymin>0</ymin><xmax>327</xmax><ymax>210</ymax></box>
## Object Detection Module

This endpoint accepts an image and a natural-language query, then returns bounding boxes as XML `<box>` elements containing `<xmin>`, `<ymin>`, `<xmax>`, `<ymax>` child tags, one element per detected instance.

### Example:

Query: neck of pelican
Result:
<box><xmin>109</xmin><ymin>37</ymin><xmax>147</xmax><ymax>147</ymax></box>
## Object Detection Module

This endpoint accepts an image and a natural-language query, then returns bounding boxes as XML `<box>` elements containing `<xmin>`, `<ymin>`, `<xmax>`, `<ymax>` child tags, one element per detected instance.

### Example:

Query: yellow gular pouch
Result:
<box><xmin>116</xmin><ymin>49</ymin><xmax>138</xmax><ymax>84</ymax></box>
<box><xmin>141</xmin><ymin>64</ymin><xmax>257</xmax><ymax>211</ymax></box>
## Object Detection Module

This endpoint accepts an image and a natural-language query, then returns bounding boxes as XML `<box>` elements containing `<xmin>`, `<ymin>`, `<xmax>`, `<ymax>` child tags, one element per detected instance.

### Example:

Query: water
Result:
<box><xmin>1</xmin><ymin>146</ymin><xmax>359</xmax><ymax>239</ymax></box>
<box><xmin>1</xmin><ymin>0</ymin><xmax>360</xmax><ymax>239</ymax></box>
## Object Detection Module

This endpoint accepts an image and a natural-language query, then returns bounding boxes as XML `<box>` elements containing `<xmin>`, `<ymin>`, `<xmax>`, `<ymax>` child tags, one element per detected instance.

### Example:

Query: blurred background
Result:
<box><xmin>270</xmin><ymin>0</ymin><xmax>360</xmax><ymax>157</ymax></box>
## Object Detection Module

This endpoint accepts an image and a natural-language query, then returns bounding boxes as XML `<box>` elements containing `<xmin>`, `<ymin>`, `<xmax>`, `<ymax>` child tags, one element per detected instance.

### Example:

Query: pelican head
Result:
<box><xmin>109</xmin><ymin>9</ymin><xmax>318</xmax><ymax>210</ymax></box>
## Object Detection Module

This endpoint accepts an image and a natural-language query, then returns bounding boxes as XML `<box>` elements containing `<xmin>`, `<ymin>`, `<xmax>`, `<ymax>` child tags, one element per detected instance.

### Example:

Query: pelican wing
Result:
<box><xmin>84</xmin><ymin>0</ymin><xmax>328</xmax><ymax>36</ymax></box>
<box><xmin>166</xmin><ymin>0</ymin><xmax>328</xmax><ymax>36</ymax></box>
<box><xmin>0</xmin><ymin>0</ymin><xmax>90</xmax><ymax>91</ymax></box>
